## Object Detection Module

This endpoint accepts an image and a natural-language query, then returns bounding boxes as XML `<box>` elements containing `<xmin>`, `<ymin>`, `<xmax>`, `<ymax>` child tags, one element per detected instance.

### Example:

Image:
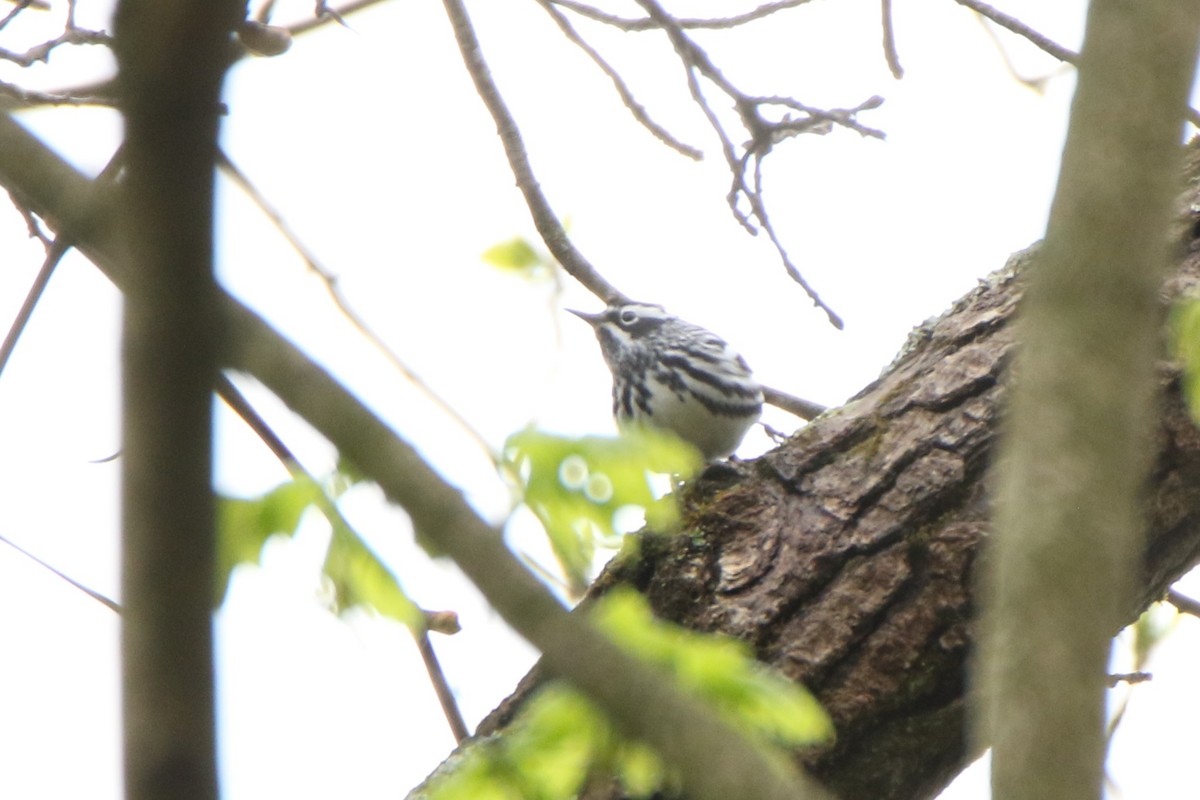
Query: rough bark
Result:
<box><xmin>475</xmin><ymin>153</ymin><xmax>1200</xmax><ymax>800</ymax></box>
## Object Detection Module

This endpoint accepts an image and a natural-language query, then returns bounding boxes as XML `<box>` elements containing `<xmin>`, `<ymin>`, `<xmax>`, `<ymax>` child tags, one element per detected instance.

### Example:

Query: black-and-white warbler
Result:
<box><xmin>570</xmin><ymin>302</ymin><xmax>764</xmax><ymax>460</ymax></box>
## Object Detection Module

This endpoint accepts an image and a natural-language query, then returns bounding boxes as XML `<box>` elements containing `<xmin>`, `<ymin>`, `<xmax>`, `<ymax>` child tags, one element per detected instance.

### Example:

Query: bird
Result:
<box><xmin>569</xmin><ymin>301</ymin><xmax>764</xmax><ymax>460</ymax></box>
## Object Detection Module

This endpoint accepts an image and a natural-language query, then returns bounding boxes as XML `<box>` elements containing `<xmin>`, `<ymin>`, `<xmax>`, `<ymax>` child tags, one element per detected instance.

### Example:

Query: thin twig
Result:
<box><xmin>216</xmin><ymin>149</ymin><xmax>499</xmax><ymax>464</ymax></box>
<box><xmin>550</xmin><ymin>0</ymin><xmax>817</xmax><ymax>31</ymax></box>
<box><xmin>441</xmin><ymin>0</ymin><xmax>628</xmax><ymax>304</ymax></box>
<box><xmin>0</xmin><ymin>237</ymin><xmax>71</xmax><ymax>378</ymax></box>
<box><xmin>534</xmin><ymin>0</ymin><xmax>702</xmax><ymax>160</ymax></box>
<box><xmin>1166</xmin><ymin>588</ymin><xmax>1200</xmax><ymax>618</ymax></box>
<box><xmin>0</xmin><ymin>149</ymin><xmax>122</xmax><ymax>380</ymax></box>
<box><xmin>0</xmin><ymin>531</ymin><xmax>120</xmax><ymax>613</ymax></box>
<box><xmin>0</xmin><ymin>0</ymin><xmax>387</xmax><ymax>111</ymax></box>
<box><xmin>749</xmin><ymin>141</ymin><xmax>844</xmax><ymax>329</ymax></box>
<box><xmin>0</xmin><ymin>26</ymin><xmax>110</xmax><ymax>66</ymax></box>
<box><xmin>953</xmin><ymin>0</ymin><xmax>1076</xmax><ymax>63</ymax></box>
<box><xmin>413</xmin><ymin>627</ymin><xmax>470</xmax><ymax>742</ymax></box>
<box><xmin>216</xmin><ymin>373</ymin><xmax>300</xmax><ymax>467</ymax></box>
<box><xmin>880</xmin><ymin>0</ymin><xmax>904</xmax><ymax>79</ymax></box>
<box><xmin>974</xmin><ymin>13</ymin><xmax>1053</xmax><ymax>92</ymax></box>
<box><xmin>0</xmin><ymin>0</ymin><xmax>37</xmax><ymax>33</ymax></box>
<box><xmin>761</xmin><ymin>385</ymin><xmax>825</xmax><ymax>421</ymax></box>
<box><xmin>634</xmin><ymin>0</ymin><xmax>859</xmax><ymax>327</ymax></box>
<box><xmin>1105</xmin><ymin>671</ymin><xmax>1152</xmax><ymax>688</ymax></box>
<box><xmin>954</xmin><ymin>0</ymin><xmax>1200</xmax><ymax>128</ymax></box>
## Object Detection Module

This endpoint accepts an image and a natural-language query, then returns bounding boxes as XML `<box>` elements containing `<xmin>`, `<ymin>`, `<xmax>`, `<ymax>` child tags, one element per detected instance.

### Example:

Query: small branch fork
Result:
<box><xmin>630</xmin><ymin>0</ymin><xmax>885</xmax><ymax>329</ymax></box>
<box><xmin>443</xmin><ymin>0</ymin><xmax>850</xmax><ymax>412</ymax></box>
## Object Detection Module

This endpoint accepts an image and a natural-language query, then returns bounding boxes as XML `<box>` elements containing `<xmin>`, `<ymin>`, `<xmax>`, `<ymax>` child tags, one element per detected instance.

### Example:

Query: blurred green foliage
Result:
<box><xmin>481</xmin><ymin>235</ymin><xmax>555</xmax><ymax>280</ymax></box>
<box><xmin>503</xmin><ymin>428</ymin><xmax>702</xmax><ymax>595</ymax></box>
<box><xmin>421</xmin><ymin>589</ymin><xmax>832</xmax><ymax>800</ymax></box>
<box><xmin>216</xmin><ymin>465</ymin><xmax>420</xmax><ymax>629</ymax></box>
<box><xmin>1170</xmin><ymin>298</ymin><xmax>1200</xmax><ymax>420</ymax></box>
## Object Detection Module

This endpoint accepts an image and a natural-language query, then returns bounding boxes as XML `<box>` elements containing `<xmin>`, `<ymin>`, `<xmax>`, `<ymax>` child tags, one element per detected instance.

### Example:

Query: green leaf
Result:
<box><xmin>217</xmin><ymin>472</ymin><xmax>420</xmax><ymax>631</ymax></box>
<box><xmin>419</xmin><ymin>745</ymin><xmax>524</xmax><ymax>800</ymax></box>
<box><xmin>503</xmin><ymin>428</ymin><xmax>702</xmax><ymax>594</ymax></box>
<box><xmin>216</xmin><ymin>476</ymin><xmax>324</xmax><ymax>604</ymax></box>
<box><xmin>481</xmin><ymin>237</ymin><xmax>549</xmax><ymax>278</ymax></box>
<box><xmin>323</xmin><ymin>517</ymin><xmax>422</xmax><ymax>629</ymax></box>
<box><xmin>424</xmin><ymin>684</ymin><xmax>661</xmax><ymax>800</ymax></box>
<box><xmin>506</xmin><ymin>687</ymin><xmax>601</xmax><ymax>797</ymax></box>
<box><xmin>592</xmin><ymin>589</ymin><xmax>835</xmax><ymax>748</ymax></box>
<box><xmin>614</xmin><ymin>739</ymin><xmax>665</xmax><ymax>799</ymax></box>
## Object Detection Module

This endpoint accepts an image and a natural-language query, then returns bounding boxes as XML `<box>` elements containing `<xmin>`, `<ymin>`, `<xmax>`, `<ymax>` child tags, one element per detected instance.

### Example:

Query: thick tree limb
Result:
<box><xmin>112</xmin><ymin>2</ymin><xmax>242</xmax><ymax>800</ymax></box>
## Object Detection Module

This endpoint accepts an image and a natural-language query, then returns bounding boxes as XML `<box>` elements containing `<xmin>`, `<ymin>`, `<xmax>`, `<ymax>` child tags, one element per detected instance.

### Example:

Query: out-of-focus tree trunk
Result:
<box><xmin>113</xmin><ymin>4</ymin><xmax>242</xmax><ymax>799</ymax></box>
<box><xmin>980</xmin><ymin>3</ymin><xmax>1200</xmax><ymax>800</ymax></box>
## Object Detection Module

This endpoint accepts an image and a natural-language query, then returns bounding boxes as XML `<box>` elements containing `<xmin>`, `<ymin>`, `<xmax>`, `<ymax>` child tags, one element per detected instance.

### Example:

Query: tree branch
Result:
<box><xmin>112</xmin><ymin>2</ymin><xmax>242</xmax><ymax>799</ymax></box>
<box><xmin>441</xmin><ymin>0</ymin><xmax>628</xmax><ymax>305</ymax></box>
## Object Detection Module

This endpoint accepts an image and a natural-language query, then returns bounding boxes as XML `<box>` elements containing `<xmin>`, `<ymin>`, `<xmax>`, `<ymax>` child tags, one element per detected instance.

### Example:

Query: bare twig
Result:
<box><xmin>955</xmin><ymin>0</ymin><xmax>1200</xmax><ymax>128</ymax></box>
<box><xmin>216</xmin><ymin>150</ymin><xmax>498</xmax><ymax>463</ymax></box>
<box><xmin>216</xmin><ymin>373</ymin><xmax>300</xmax><ymax>467</ymax></box>
<box><xmin>0</xmin><ymin>531</ymin><xmax>121</xmax><ymax>613</ymax></box>
<box><xmin>0</xmin><ymin>80</ymin><xmax>115</xmax><ymax>106</ymax></box>
<box><xmin>635</xmin><ymin>0</ymin><xmax>868</xmax><ymax>328</ymax></box>
<box><xmin>0</xmin><ymin>0</ymin><xmax>388</xmax><ymax>111</ymax></box>
<box><xmin>1105</xmin><ymin>671</ymin><xmax>1152</xmax><ymax>688</ymax></box>
<box><xmin>0</xmin><ymin>26</ymin><xmax>110</xmax><ymax>66</ymax></box>
<box><xmin>534</xmin><ymin>0</ymin><xmax>702</xmax><ymax>160</ymax></box>
<box><xmin>550</xmin><ymin>0</ymin><xmax>817</xmax><ymax>32</ymax></box>
<box><xmin>1166</xmin><ymin>588</ymin><xmax>1200</xmax><ymax>618</ymax></box>
<box><xmin>287</xmin><ymin>0</ymin><xmax>389</xmax><ymax>35</ymax></box>
<box><xmin>0</xmin><ymin>0</ymin><xmax>49</xmax><ymax>33</ymax></box>
<box><xmin>761</xmin><ymin>385</ymin><xmax>825</xmax><ymax>421</ymax></box>
<box><xmin>0</xmin><ymin>149</ymin><xmax>122</xmax><ymax>381</ymax></box>
<box><xmin>441</xmin><ymin>0</ymin><xmax>628</xmax><ymax>304</ymax></box>
<box><xmin>0</xmin><ymin>238</ymin><xmax>70</xmax><ymax>379</ymax></box>
<box><xmin>974</xmin><ymin>13</ymin><xmax>1053</xmax><ymax>92</ymax></box>
<box><xmin>413</xmin><ymin>627</ymin><xmax>470</xmax><ymax>742</ymax></box>
<box><xmin>881</xmin><ymin>0</ymin><xmax>904</xmax><ymax>78</ymax></box>
<box><xmin>953</xmin><ymin>0</ymin><xmax>1076</xmax><ymax>63</ymax></box>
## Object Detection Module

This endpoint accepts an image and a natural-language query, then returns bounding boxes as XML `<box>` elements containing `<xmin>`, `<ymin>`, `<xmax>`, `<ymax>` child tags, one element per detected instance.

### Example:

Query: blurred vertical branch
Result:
<box><xmin>979</xmin><ymin>2</ymin><xmax>1200</xmax><ymax>799</ymax></box>
<box><xmin>112</xmin><ymin>2</ymin><xmax>242</xmax><ymax>799</ymax></box>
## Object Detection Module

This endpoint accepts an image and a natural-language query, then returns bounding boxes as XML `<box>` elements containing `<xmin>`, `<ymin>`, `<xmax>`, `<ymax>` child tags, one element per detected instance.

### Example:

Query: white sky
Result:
<box><xmin>2</xmin><ymin>0</ymin><xmax>1199</xmax><ymax>798</ymax></box>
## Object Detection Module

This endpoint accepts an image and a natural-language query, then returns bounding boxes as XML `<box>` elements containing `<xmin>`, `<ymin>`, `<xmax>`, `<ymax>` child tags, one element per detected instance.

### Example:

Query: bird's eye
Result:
<box><xmin>620</xmin><ymin>309</ymin><xmax>638</xmax><ymax>325</ymax></box>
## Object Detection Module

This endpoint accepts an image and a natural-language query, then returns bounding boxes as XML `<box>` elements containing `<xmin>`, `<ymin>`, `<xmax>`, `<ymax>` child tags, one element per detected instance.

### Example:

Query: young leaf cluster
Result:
<box><xmin>503</xmin><ymin>428</ymin><xmax>702</xmax><ymax>594</ymax></box>
<box><xmin>217</xmin><ymin>466</ymin><xmax>420</xmax><ymax>629</ymax></box>
<box><xmin>421</xmin><ymin>589</ymin><xmax>832</xmax><ymax>800</ymax></box>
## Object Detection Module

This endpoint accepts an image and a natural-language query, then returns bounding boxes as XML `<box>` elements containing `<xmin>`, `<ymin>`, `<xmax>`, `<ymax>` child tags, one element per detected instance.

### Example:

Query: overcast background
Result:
<box><xmin>1</xmin><ymin>1</ymin><xmax>1198</xmax><ymax>797</ymax></box>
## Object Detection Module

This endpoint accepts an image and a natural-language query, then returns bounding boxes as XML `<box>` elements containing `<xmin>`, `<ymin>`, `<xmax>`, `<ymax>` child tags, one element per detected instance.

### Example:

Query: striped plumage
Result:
<box><xmin>570</xmin><ymin>302</ymin><xmax>763</xmax><ymax>460</ymax></box>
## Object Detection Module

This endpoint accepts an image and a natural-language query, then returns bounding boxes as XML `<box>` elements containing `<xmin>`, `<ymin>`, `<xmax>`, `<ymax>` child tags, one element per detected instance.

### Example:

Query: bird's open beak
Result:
<box><xmin>567</xmin><ymin>308</ymin><xmax>603</xmax><ymax>326</ymax></box>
